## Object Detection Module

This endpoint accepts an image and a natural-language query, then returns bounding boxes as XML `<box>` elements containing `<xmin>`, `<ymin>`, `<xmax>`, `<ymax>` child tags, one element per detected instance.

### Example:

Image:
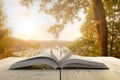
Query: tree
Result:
<box><xmin>103</xmin><ymin>0</ymin><xmax>120</xmax><ymax>57</ymax></box>
<box><xmin>0</xmin><ymin>1</ymin><xmax>13</xmax><ymax>59</ymax></box>
<box><xmin>80</xmin><ymin>4</ymin><xmax>100</xmax><ymax>56</ymax></box>
<box><xmin>68</xmin><ymin>37</ymin><xmax>99</xmax><ymax>56</ymax></box>
<box><xmin>20</xmin><ymin>0</ymin><xmax>108</xmax><ymax>56</ymax></box>
<box><xmin>91</xmin><ymin>0</ymin><xmax>108</xmax><ymax>56</ymax></box>
<box><xmin>81</xmin><ymin>0</ymin><xmax>119</xmax><ymax>57</ymax></box>
<box><xmin>20</xmin><ymin>0</ymin><xmax>89</xmax><ymax>38</ymax></box>
<box><xmin>47</xmin><ymin>24</ymin><xmax>64</xmax><ymax>38</ymax></box>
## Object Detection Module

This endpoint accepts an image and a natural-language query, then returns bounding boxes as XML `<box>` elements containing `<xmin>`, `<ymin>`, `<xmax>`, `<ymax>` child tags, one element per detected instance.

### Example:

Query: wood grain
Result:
<box><xmin>0</xmin><ymin>57</ymin><xmax>59</xmax><ymax>80</ymax></box>
<box><xmin>61</xmin><ymin>57</ymin><xmax>120</xmax><ymax>80</ymax></box>
<box><xmin>0</xmin><ymin>57</ymin><xmax>120</xmax><ymax>80</ymax></box>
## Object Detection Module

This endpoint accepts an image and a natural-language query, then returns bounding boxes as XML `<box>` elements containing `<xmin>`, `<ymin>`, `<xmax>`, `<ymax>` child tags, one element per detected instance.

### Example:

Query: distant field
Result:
<box><xmin>11</xmin><ymin>38</ymin><xmax>72</xmax><ymax>57</ymax></box>
<box><xmin>39</xmin><ymin>40</ymin><xmax>72</xmax><ymax>49</ymax></box>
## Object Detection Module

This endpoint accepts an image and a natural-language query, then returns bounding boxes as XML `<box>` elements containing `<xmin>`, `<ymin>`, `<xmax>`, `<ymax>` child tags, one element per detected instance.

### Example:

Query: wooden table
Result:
<box><xmin>0</xmin><ymin>57</ymin><xmax>120</xmax><ymax>80</ymax></box>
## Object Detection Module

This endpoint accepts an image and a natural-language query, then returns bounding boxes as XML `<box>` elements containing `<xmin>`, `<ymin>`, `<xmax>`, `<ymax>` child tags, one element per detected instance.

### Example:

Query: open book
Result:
<box><xmin>9</xmin><ymin>46</ymin><xmax>108</xmax><ymax>69</ymax></box>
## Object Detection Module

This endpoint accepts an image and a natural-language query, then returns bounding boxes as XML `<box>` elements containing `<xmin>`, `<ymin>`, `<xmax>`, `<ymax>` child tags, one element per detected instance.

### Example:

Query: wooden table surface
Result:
<box><xmin>0</xmin><ymin>57</ymin><xmax>120</xmax><ymax>80</ymax></box>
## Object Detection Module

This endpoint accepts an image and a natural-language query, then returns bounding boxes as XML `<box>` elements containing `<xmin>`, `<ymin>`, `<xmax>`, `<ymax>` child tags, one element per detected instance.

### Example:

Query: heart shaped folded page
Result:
<box><xmin>51</xmin><ymin>46</ymin><xmax>72</xmax><ymax>61</ymax></box>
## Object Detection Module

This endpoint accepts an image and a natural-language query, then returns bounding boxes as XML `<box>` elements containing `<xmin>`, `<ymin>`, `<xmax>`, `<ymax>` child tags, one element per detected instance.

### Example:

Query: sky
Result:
<box><xmin>3</xmin><ymin>0</ymin><xmax>86</xmax><ymax>41</ymax></box>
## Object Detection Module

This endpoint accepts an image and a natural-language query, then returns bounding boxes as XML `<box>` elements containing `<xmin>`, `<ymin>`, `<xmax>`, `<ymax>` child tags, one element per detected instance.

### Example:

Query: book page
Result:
<box><xmin>51</xmin><ymin>46</ymin><xmax>61</xmax><ymax>61</ymax></box>
<box><xmin>60</xmin><ymin>55</ymin><xmax>108</xmax><ymax>69</ymax></box>
<box><xmin>60</xmin><ymin>47</ymin><xmax>72</xmax><ymax>61</ymax></box>
<box><xmin>9</xmin><ymin>48</ymin><xmax>60</xmax><ymax>69</ymax></box>
<box><xmin>9</xmin><ymin>56</ymin><xmax>59</xmax><ymax>69</ymax></box>
<box><xmin>51</xmin><ymin>46</ymin><xmax>72</xmax><ymax>62</ymax></box>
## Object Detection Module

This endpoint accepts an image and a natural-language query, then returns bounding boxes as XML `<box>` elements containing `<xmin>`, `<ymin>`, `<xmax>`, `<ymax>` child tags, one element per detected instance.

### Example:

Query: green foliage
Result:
<box><xmin>68</xmin><ymin>37</ymin><xmax>99</xmax><ymax>56</ymax></box>
<box><xmin>103</xmin><ymin>0</ymin><xmax>120</xmax><ymax>57</ymax></box>
<box><xmin>80</xmin><ymin>4</ymin><xmax>96</xmax><ymax>40</ymax></box>
<box><xmin>19</xmin><ymin>0</ymin><xmax>120</xmax><ymax>57</ymax></box>
<box><xmin>69</xmin><ymin>0</ymin><xmax>120</xmax><ymax>57</ymax></box>
<box><xmin>40</xmin><ymin>0</ymin><xmax>89</xmax><ymax>24</ymax></box>
<box><xmin>71</xmin><ymin>3</ymin><xmax>100</xmax><ymax>56</ymax></box>
<box><xmin>47</xmin><ymin>24</ymin><xmax>64</xmax><ymax>38</ymax></box>
<box><xmin>20</xmin><ymin>0</ymin><xmax>89</xmax><ymax>38</ymax></box>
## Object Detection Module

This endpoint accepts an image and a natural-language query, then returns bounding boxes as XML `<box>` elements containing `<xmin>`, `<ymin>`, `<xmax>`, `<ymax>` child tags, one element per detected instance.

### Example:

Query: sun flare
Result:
<box><xmin>5</xmin><ymin>0</ymin><xmax>85</xmax><ymax>41</ymax></box>
<box><xmin>13</xmin><ymin>19</ymin><xmax>37</xmax><ymax>40</ymax></box>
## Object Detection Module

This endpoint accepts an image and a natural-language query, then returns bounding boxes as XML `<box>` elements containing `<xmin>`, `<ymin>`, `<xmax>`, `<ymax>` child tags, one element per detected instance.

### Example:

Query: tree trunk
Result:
<box><xmin>93</xmin><ymin>0</ymin><xmax>108</xmax><ymax>56</ymax></box>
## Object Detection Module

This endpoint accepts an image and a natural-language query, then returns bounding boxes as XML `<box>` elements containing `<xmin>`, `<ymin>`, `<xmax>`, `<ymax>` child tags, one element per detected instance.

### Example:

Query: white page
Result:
<box><xmin>51</xmin><ymin>46</ymin><xmax>61</xmax><ymax>61</ymax></box>
<box><xmin>51</xmin><ymin>46</ymin><xmax>72</xmax><ymax>61</ymax></box>
<box><xmin>60</xmin><ymin>47</ymin><xmax>72</xmax><ymax>61</ymax></box>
